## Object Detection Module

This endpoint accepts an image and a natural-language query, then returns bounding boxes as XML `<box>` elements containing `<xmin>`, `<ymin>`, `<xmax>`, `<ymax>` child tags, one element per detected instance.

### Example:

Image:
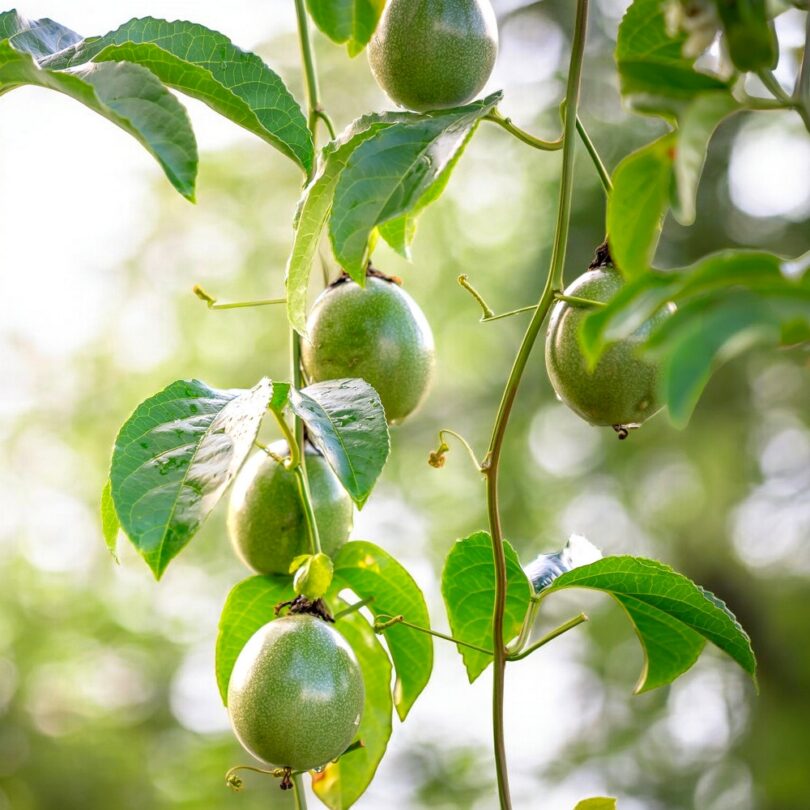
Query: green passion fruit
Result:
<box><xmin>227</xmin><ymin>441</ymin><xmax>352</xmax><ymax>575</ymax></box>
<box><xmin>301</xmin><ymin>275</ymin><xmax>436</xmax><ymax>424</ymax></box>
<box><xmin>367</xmin><ymin>0</ymin><xmax>498</xmax><ymax>112</ymax></box>
<box><xmin>227</xmin><ymin>614</ymin><xmax>364</xmax><ymax>772</ymax></box>
<box><xmin>545</xmin><ymin>261</ymin><xmax>673</xmax><ymax>434</ymax></box>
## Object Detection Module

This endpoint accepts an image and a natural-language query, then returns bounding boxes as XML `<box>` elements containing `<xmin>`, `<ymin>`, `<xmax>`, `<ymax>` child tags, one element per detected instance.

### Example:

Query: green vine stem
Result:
<box><xmin>294</xmin><ymin>0</ymin><xmax>337</xmax><ymax>143</ymax></box>
<box><xmin>795</xmin><ymin>12</ymin><xmax>810</xmax><ymax>133</ymax></box>
<box><xmin>292</xmin><ymin>0</ymin><xmax>332</xmax><ymax>559</ymax></box>
<box><xmin>293</xmin><ymin>773</ymin><xmax>308</xmax><ymax>809</ymax></box>
<box><xmin>575</xmin><ymin>118</ymin><xmax>613</xmax><ymax>194</ymax></box>
<box><xmin>553</xmin><ymin>292</ymin><xmax>605</xmax><ymax>308</ymax></box>
<box><xmin>506</xmin><ymin>613</ymin><xmax>589</xmax><ymax>662</ymax></box>
<box><xmin>481</xmin><ymin>0</ymin><xmax>590</xmax><ymax>805</ymax></box>
<box><xmin>457</xmin><ymin>273</ymin><xmax>537</xmax><ymax>322</ymax></box>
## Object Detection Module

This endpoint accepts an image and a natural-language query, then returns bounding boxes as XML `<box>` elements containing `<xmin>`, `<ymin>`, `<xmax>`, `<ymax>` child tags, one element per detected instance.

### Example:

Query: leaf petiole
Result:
<box><xmin>553</xmin><ymin>292</ymin><xmax>606</xmax><ymax>308</ymax></box>
<box><xmin>506</xmin><ymin>613</ymin><xmax>589</xmax><ymax>662</ymax></box>
<box><xmin>374</xmin><ymin>614</ymin><xmax>494</xmax><ymax>656</ymax></box>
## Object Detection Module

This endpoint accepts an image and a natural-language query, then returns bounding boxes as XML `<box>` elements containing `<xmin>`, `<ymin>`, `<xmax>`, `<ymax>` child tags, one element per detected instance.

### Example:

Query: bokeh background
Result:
<box><xmin>1</xmin><ymin>1</ymin><xmax>809</xmax><ymax>808</ymax></box>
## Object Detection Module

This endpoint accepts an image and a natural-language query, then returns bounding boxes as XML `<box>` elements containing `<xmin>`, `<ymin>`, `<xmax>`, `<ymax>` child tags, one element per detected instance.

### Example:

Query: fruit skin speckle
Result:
<box><xmin>227</xmin><ymin>614</ymin><xmax>365</xmax><ymax>772</ymax></box>
<box><xmin>302</xmin><ymin>276</ymin><xmax>436</xmax><ymax>424</ymax></box>
<box><xmin>367</xmin><ymin>0</ymin><xmax>498</xmax><ymax>112</ymax></box>
<box><xmin>545</xmin><ymin>262</ymin><xmax>673</xmax><ymax>430</ymax></box>
<box><xmin>228</xmin><ymin>441</ymin><xmax>353</xmax><ymax>575</ymax></box>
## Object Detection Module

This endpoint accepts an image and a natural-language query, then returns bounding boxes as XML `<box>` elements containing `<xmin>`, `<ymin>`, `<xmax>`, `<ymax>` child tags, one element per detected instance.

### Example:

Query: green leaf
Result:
<box><xmin>672</xmin><ymin>92</ymin><xmax>740</xmax><ymax>225</ymax></box>
<box><xmin>607</xmin><ymin>134</ymin><xmax>675</xmax><ymax>278</ymax></box>
<box><xmin>305</xmin><ymin>0</ymin><xmax>385</xmax><ymax>57</ymax></box>
<box><xmin>43</xmin><ymin>17</ymin><xmax>313</xmax><ymax>172</ymax></box>
<box><xmin>616</xmin><ymin>0</ymin><xmax>727</xmax><ymax>117</ymax></box>
<box><xmin>378</xmin><ymin>127</ymin><xmax>477</xmax><ymax>259</ymax></box>
<box><xmin>110</xmin><ymin>378</ymin><xmax>272</xmax><ymax>578</ymax></box>
<box><xmin>215</xmin><ymin>574</ymin><xmax>294</xmax><ymax>704</ymax></box>
<box><xmin>329</xmin><ymin>92</ymin><xmax>501</xmax><ymax>278</ymax></box>
<box><xmin>334</xmin><ymin>540</ymin><xmax>433</xmax><ymax>720</ymax></box>
<box><xmin>286</xmin><ymin>117</ymin><xmax>395</xmax><ymax>334</ymax></box>
<box><xmin>0</xmin><ymin>10</ymin><xmax>81</xmax><ymax>57</ymax></box>
<box><xmin>714</xmin><ymin>0</ymin><xmax>777</xmax><ymax>72</ymax></box>
<box><xmin>0</xmin><ymin>42</ymin><xmax>198</xmax><ymax>199</ymax></box>
<box><xmin>441</xmin><ymin>531</ymin><xmax>533</xmax><ymax>683</ymax></box>
<box><xmin>100</xmin><ymin>479</ymin><xmax>120</xmax><ymax>563</ymax></box>
<box><xmin>269</xmin><ymin>380</ymin><xmax>291</xmax><ymax>413</ymax></box>
<box><xmin>313</xmin><ymin>606</ymin><xmax>393</xmax><ymax>809</ymax></box>
<box><xmin>575</xmin><ymin>799</ymin><xmax>618</xmax><ymax>810</ymax></box>
<box><xmin>542</xmin><ymin>556</ymin><xmax>757</xmax><ymax>692</ymax></box>
<box><xmin>290</xmin><ymin>379</ymin><xmax>390</xmax><ymax>508</ymax></box>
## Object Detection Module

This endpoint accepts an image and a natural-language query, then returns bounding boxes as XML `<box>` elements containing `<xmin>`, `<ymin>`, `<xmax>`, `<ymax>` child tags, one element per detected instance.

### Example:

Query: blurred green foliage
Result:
<box><xmin>1</xmin><ymin>2</ymin><xmax>808</xmax><ymax>809</ymax></box>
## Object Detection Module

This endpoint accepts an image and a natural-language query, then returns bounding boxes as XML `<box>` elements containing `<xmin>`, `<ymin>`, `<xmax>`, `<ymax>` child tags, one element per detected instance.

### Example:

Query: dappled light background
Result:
<box><xmin>1</xmin><ymin>1</ymin><xmax>808</xmax><ymax>808</ymax></box>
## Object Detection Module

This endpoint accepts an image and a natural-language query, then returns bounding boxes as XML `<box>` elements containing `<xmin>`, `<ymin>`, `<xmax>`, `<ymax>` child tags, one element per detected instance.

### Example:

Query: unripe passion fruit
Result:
<box><xmin>367</xmin><ymin>0</ymin><xmax>498</xmax><ymax>112</ymax></box>
<box><xmin>301</xmin><ymin>276</ymin><xmax>436</xmax><ymax>424</ymax></box>
<box><xmin>227</xmin><ymin>614</ymin><xmax>364</xmax><ymax>771</ymax></box>
<box><xmin>545</xmin><ymin>262</ymin><xmax>672</xmax><ymax>432</ymax></box>
<box><xmin>228</xmin><ymin>441</ymin><xmax>352</xmax><ymax>575</ymax></box>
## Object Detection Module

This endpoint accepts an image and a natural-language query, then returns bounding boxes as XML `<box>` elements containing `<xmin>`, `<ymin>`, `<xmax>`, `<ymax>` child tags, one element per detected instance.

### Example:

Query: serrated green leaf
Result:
<box><xmin>215</xmin><ymin>574</ymin><xmax>294</xmax><ymax>704</ymax></box>
<box><xmin>673</xmin><ymin>92</ymin><xmax>740</xmax><ymax>225</ymax></box>
<box><xmin>329</xmin><ymin>92</ymin><xmax>501</xmax><ymax>278</ymax></box>
<box><xmin>616</xmin><ymin>0</ymin><xmax>727</xmax><ymax>117</ymax></box>
<box><xmin>334</xmin><ymin>540</ymin><xmax>433</xmax><ymax>720</ymax></box>
<box><xmin>305</xmin><ymin>0</ymin><xmax>385</xmax><ymax>57</ymax></box>
<box><xmin>312</xmin><ymin>605</ymin><xmax>392</xmax><ymax>809</ymax></box>
<box><xmin>542</xmin><ymin>556</ymin><xmax>756</xmax><ymax>692</ymax></box>
<box><xmin>290</xmin><ymin>379</ymin><xmax>390</xmax><ymax>508</ymax></box>
<box><xmin>441</xmin><ymin>531</ymin><xmax>533</xmax><ymax>682</ymax></box>
<box><xmin>43</xmin><ymin>17</ymin><xmax>313</xmax><ymax>172</ymax></box>
<box><xmin>607</xmin><ymin>134</ymin><xmax>675</xmax><ymax>278</ymax></box>
<box><xmin>110</xmin><ymin>378</ymin><xmax>272</xmax><ymax>578</ymax></box>
<box><xmin>575</xmin><ymin>799</ymin><xmax>618</xmax><ymax>810</ymax></box>
<box><xmin>0</xmin><ymin>42</ymin><xmax>197</xmax><ymax>199</ymax></box>
<box><xmin>0</xmin><ymin>10</ymin><xmax>81</xmax><ymax>57</ymax></box>
<box><xmin>100</xmin><ymin>479</ymin><xmax>120</xmax><ymax>563</ymax></box>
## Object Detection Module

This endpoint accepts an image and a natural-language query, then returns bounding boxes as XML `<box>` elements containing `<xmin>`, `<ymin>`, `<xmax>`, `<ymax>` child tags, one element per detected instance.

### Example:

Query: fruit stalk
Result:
<box><xmin>481</xmin><ymin>0</ymin><xmax>589</xmax><ymax>806</ymax></box>
<box><xmin>293</xmin><ymin>774</ymin><xmax>308</xmax><ymax>809</ymax></box>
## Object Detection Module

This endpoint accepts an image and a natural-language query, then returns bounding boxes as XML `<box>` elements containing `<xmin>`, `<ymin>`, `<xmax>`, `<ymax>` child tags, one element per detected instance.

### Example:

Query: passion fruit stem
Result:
<box><xmin>574</xmin><ymin>117</ymin><xmax>613</xmax><ymax>194</ymax></box>
<box><xmin>270</xmin><ymin>409</ymin><xmax>323</xmax><ymax>555</ymax></box>
<box><xmin>506</xmin><ymin>613</ymin><xmax>589</xmax><ymax>662</ymax></box>
<box><xmin>333</xmin><ymin>596</ymin><xmax>375</xmax><ymax>621</ymax></box>
<box><xmin>192</xmin><ymin>284</ymin><xmax>286</xmax><ymax>310</ymax></box>
<box><xmin>374</xmin><ymin>614</ymin><xmax>495</xmax><ymax>656</ymax></box>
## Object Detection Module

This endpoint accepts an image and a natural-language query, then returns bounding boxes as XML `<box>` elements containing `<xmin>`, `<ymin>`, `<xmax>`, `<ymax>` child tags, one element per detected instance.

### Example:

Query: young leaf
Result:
<box><xmin>441</xmin><ymin>531</ymin><xmax>533</xmax><ymax>683</ymax></box>
<box><xmin>574</xmin><ymin>799</ymin><xmax>618</xmax><ymax>810</ymax></box>
<box><xmin>329</xmin><ymin>92</ymin><xmax>502</xmax><ymax>278</ymax></box>
<box><xmin>305</xmin><ymin>0</ymin><xmax>385</xmax><ymax>57</ymax></box>
<box><xmin>290</xmin><ymin>379</ymin><xmax>390</xmax><ymax>507</ymax></box>
<box><xmin>287</xmin><ymin>117</ymin><xmax>396</xmax><ymax>334</ymax></box>
<box><xmin>607</xmin><ymin>134</ymin><xmax>675</xmax><ymax>279</ymax></box>
<box><xmin>616</xmin><ymin>0</ymin><xmax>727</xmax><ymax>117</ymax></box>
<box><xmin>215</xmin><ymin>574</ymin><xmax>294</xmax><ymax>704</ymax></box>
<box><xmin>0</xmin><ymin>43</ymin><xmax>198</xmax><ymax>200</ymax></box>
<box><xmin>313</xmin><ymin>606</ymin><xmax>393</xmax><ymax>809</ymax></box>
<box><xmin>110</xmin><ymin>378</ymin><xmax>272</xmax><ymax>579</ymax></box>
<box><xmin>334</xmin><ymin>540</ymin><xmax>433</xmax><ymax>720</ymax></box>
<box><xmin>0</xmin><ymin>10</ymin><xmax>81</xmax><ymax>56</ymax></box>
<box><xmin>541</xmin><ymin>556</ymin><xmax>756</xmax><ymax>692</ymax></box>
<box><xmin>100</xmin><ymin>479</ymin><xmax>120</xmax><ymax>563</ymax></box>
<box><xmin>42</xmin><ymin>17</ymin><xmax>313</xmax><ymax>173</ymax></box>
<box><xmin>714</xmin><ymin>0</ymin><xmax>777</xmax><ymax>72</ymax></box>
<box><xmin>673</xmin><ymin>92</ymin><xmax>739</xmax><ymax>225</ymax></box>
